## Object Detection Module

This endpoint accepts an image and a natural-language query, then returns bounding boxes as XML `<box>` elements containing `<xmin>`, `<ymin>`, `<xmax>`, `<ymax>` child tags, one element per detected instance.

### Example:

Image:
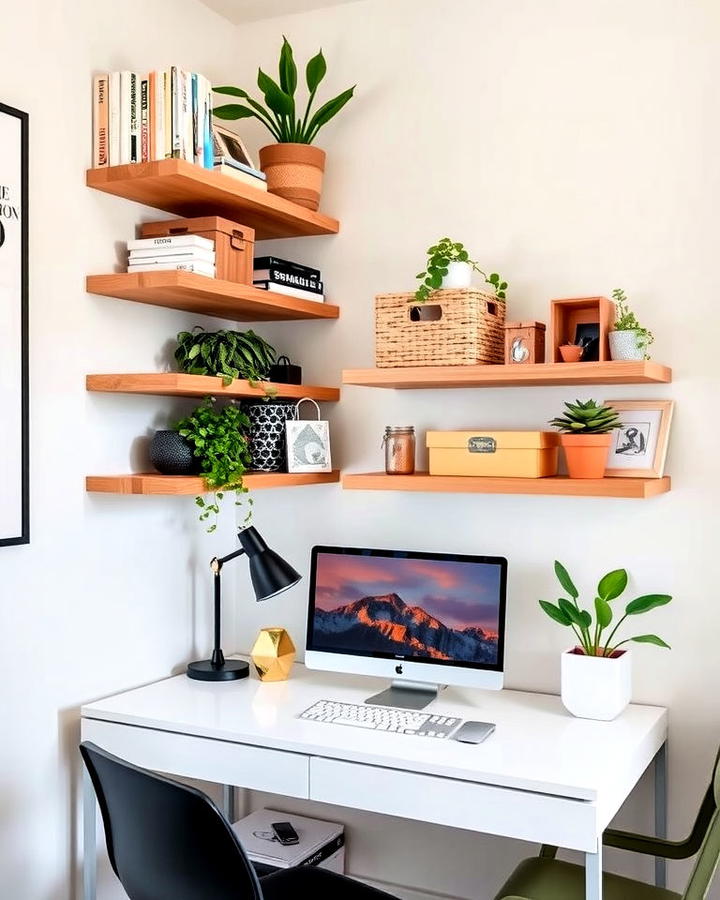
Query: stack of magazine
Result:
<box><xmin>127</xmin><ymin>235</ymin><xmax>216</xmax><ymax>278</ymax></box>
<box><xmin>214</xmin><ymin>155</ymin><xmax>267</xmax><ymax>191</ymax></box>
<box><xmin>253</xmin><ymin>256</ymin><xmax>324</xmax><ymax>302</ymax></box>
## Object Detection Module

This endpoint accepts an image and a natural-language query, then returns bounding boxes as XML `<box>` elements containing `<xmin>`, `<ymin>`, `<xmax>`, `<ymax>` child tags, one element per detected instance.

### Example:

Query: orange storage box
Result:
<box><xmin>426</xmin><ymin>431</ymin><xmax>559</xmax><ymax>478</ymax></box>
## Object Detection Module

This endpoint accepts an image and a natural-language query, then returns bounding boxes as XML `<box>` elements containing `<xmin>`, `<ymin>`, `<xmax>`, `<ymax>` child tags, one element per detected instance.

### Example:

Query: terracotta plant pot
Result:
<box><xmin>258</xmin><ymin>143</ymin><xmax>326</xmax><ymax>210</ymax></box>
<box><xmin>559</xmin><ymin>433</ymin><xmax>613</xmax><ymax>478</ymax></box>
<box><xmin>559</xmin><ymin>344</ymin><xmax>583</xmax><ymax>363</ymax></box>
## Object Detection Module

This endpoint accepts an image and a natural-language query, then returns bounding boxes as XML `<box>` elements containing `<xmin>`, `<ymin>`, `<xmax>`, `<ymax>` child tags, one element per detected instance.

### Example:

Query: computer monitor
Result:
<box><xmin>305</xmin><ymin>546</ymin><xmax>507</xmax><ymax>709</ymax></box>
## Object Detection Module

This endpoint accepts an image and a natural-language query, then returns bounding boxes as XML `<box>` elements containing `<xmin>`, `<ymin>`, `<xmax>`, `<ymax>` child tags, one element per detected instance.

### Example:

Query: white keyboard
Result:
<box><xmin>299</xmin><ymin>699</ymin><xmax>462</xmax><ymax>738</ymax></box>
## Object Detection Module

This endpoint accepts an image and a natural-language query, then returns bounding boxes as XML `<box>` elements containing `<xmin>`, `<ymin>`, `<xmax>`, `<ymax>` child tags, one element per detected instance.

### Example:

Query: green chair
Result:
<box><xmin>494</xmin><ymin>750</ymin><xmax>720</xmax><ymax>900</ymax></box>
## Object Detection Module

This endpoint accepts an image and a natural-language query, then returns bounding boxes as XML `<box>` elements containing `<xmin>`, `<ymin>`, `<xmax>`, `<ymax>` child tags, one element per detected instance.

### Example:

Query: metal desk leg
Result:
<box><xmin>655</xmin><ymin>742</ymin><xmax>668</xmax><ymax>888</ymax></box>
<box><xmin>83</xmin><ymin>766</ymin><xmax>97</xmax><ymax>900</ymax></box>
<box><xmin>585</xmin><ymin>842</ymin><xmax>603</xmax><ymax>900</ymax></box>
<box><xmin>223</xmin><ymin>784</ymin><xmax>236</xmax><ymax>822</ymax></box>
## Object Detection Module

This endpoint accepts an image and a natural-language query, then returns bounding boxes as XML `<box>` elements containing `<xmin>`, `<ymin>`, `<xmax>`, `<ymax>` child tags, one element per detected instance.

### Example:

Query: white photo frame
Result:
<box><xmin>286</xmin><ymin>398</ymin><xmax>332</xmax><ymax>474</ymax></box>
<box><xmin>212</xmin><ymin>124</ymin><xmax>256</xmax><ymax>169</ymax></box>
<box><xmin>603</xmin><ymin>400</ymin><xmax>674</xmax><ymax>478</ymax></box>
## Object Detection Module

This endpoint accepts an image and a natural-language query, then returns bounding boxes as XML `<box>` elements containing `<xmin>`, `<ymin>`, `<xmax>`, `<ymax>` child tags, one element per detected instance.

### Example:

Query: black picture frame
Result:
<box><xmin>0</xmin><ymin>102</ymin><xmax>29</xmax><ymax>547</ymax></box>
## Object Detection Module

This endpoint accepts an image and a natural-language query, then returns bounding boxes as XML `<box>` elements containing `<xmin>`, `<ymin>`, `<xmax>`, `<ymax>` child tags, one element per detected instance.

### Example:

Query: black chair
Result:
<box><xmin>80</xmin><ymin>741</ymin><xmax>399</xmax><ymax>900</ymax></box>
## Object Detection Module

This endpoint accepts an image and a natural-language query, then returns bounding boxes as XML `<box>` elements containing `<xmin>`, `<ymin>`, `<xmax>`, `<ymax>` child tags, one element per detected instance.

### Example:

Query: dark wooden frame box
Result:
<box><xmin>549</xmin><ymin>296</ymin><xmax>615</xmax><ymax>363</ymax></box>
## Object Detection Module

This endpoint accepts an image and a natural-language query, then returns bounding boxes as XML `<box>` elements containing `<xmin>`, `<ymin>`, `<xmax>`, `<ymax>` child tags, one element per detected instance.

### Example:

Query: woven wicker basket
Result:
<box><xmin>375</xmin><ymin>289</ymin><xmax>506</xmax><ymax>367</ymax></box>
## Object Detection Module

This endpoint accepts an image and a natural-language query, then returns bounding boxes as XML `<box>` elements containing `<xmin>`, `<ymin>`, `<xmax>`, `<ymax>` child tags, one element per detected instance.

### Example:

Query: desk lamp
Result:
<box><xmin>187</xmin><ymin>525</ymin><xmax>301</xmax><ymax>681</ymax></box>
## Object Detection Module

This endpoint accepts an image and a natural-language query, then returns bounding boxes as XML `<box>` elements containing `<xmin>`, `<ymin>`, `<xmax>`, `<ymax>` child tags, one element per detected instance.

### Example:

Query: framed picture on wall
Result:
<box><xmin>0</xmin><ymin>102</ymin><xmax>29</xmax><ymax>546</ymax></box>
<box><xmin>603</xmin><ymin>400</ymin><xmax>674</xmax><ymax>478</ymax></box>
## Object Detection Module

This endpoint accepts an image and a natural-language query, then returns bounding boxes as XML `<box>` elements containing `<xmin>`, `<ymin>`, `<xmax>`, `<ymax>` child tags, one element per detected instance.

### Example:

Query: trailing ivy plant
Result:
<box><xmin>213</xmin><ymin>36</ymin><xmax>355</xmax><ymax>145</ymax></box>
<box><xmin>415</xmin><ymin>238</ymin><xmax>508</xmax><ymax>303</ymax></box>
<box><xmin>612</xmin><ymin>288</ymin><xmax>654</xmax><ymax>359</ymax></box>
<box><xmin>540</xmin><ymin>561</ymin><xmax>672</xmax><ymax>657</ymax></box>
<box><xmin>175</xmin><ymin>397</ymin><xmax>252</xmax><ymax>532</ymax></box>
<box><xmin>175</xmin><ymin>327</ymin><xmax>277</xmax><ymax>393</ymax></box>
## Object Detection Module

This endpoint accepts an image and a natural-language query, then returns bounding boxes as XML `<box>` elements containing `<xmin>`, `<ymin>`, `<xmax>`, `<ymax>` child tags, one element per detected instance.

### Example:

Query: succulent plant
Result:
<box><xmin>549</xmin><ymin>399</ymin><xmax>622</xmax><ymax>434</ymax></box>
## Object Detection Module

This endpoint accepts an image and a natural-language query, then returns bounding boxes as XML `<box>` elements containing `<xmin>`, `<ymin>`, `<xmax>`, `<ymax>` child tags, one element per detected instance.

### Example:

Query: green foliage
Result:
<box><xmin>538</xmin><ymin>560</ymin><xmax>672</xmax><ymax>657</ymax></box>
<box><xmin>213</xmin><ymin>36</ymin><xmax>355</xmax><ymax>145</ymax></box>
<box><xmin>175</xmin><ymin>327</ymin><xmax>277</xmax><ymax>393</ymax></box>
<box><xmin>175</xmin><ymin>398</ymin><xmax>253</xmax><ymax>532</ymax></box>
<box><xmin>549</xmin><ymin>399</ymin><xmax>622</xmax><ymax>435</ymax></box>
<box><xmin>612</xmin><ymin>288</ymin><xmax>654</xmax><ymax>359</ymax></box>
<box><xmin>414</xmin><ymin>237</ymin><xmax>508</xmax><ymax>303</ymax></box>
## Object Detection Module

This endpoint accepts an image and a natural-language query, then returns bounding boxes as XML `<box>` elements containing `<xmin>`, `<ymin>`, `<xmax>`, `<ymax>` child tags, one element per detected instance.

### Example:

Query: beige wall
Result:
<box><xmin>227</xmin><ymin>1</ymin><xmax>720</xmax><ymax>897</ymax></box>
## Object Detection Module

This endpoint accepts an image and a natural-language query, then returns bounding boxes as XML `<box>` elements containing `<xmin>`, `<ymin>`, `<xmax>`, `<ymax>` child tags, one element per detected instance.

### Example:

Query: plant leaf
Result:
<box><xmin>594</xmin><ymin>596</ymin><xmax>613</xmax><ymax>628</ymax></box>
<box><xmin>539</xmin><ymin>600</ymin><xmax>572</xmax><ymax>627</ymax></box>
<box><xmin>631</xmin><ymin>634</ymin><xmax>671</xmax><ymax>649</ymax></box>
<box><xmin>598</xmin><ymin>568</ymin><xmax>628</xmax><ymax>601</ymax></box>
<box><xmin>257</xmin><ymin>68</ymin><xmax>294</xmax><ymax>117</ymax></box>
<box><xmin>625</xmin><ymin>594</ymin><xmax>672</xmax><ymax>615</ymax></box>
<box><xmin>306</xmin><ymin>86</ymin><xmax>355</xmax><ymax>141</ymax></box>
<box><xmin>557</xmin><ymin>597</ymin><xmax>589</xmax><ymax>629</ymax></box>
<box><xmin>554</xmin><ymin>560</ymin><xmax>578</xmax><ymax>599</ymax></box>
<box><xmin>213</xmin><ymin>103</ymin><xmax>257</xmax><ymax>120</ymax></box>
<box><xmin>279</xmin><ymin>36</ymin><xmax>297</xmax><ymax>96</ymax></box>
<box><xmin>306</xmin><ymin>49</ymin><xmax>327</xmax><ymax>92</ymax></box>
<box><xmin>213</xmin><ymin>86</ymin><xmax>250</xmax><ymax>98</ymax></box>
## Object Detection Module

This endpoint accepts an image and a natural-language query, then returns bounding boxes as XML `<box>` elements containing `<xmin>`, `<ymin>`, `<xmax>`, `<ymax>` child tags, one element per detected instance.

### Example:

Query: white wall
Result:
<box><xmin>0</xmin><ymin>2</ymin><xmax>243</xmax><ymax>898</ymax></box>
<box><xmin>226</xmin><ymin>1</ymin><xmax>720</xmax><ymax>898</ymax></box>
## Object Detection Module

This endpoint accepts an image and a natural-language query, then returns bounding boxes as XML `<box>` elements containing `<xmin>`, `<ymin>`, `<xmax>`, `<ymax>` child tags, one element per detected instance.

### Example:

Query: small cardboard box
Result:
<box><xmin>232</xmin><ymin>807</ymin><xmax>345</xmax><ymax>878</ymax></box>
<box><xmin>427</xmin><ymin>430</ymin><xmax>559</xmax><ymax>478</ymax></box>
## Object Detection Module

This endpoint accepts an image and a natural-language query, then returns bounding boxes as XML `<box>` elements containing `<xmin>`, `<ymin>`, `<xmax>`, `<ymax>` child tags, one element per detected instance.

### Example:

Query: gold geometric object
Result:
<box><xmin>251</xmin><ymin>627</ymin><xmax>296</xmax><ymax>682</ymax></box>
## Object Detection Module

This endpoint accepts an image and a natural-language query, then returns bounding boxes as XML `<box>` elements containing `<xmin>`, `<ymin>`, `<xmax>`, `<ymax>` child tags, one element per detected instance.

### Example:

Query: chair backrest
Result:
<box><xmin>80</xmin><ymin>742</ymin><xmax>263</xmax><ymax>900</ymax></box>
<box><xmin>683</xmin><ymin>750</ymin><xmax>720</xmax><ymax>900</ymax></box>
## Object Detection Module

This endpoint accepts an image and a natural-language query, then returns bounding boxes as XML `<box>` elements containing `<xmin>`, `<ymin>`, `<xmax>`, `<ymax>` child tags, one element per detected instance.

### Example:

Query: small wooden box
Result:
<box><xmin>140</xmin><ymin>216</ymin><xmax>255</xmax><ymax>284</ymax></box>
<box><xmin>426</xmin><ymin>431</ymin><xmax>559</xmax><ymax>478</ymax></box>
<box><xmin>550</xmin><ymin>296</ymin><xmax>615</xmax><ymax>362</ymax></box>
<box><xmin>504</xmin><ymin>321</ymin><xmax>546</xmax><ymax>364</ymax></box>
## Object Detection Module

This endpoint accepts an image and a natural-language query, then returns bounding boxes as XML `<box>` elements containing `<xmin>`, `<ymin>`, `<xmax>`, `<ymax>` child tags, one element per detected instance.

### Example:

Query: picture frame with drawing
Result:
<box><xmin>603</xmin><ymin>400</ymin><xmax>674</xmax><ymax>478</ymax></box>
<box><xmin>212</xmin><ymin>124</ymin><xmax>256</xmax><ymax>169</ymax></box>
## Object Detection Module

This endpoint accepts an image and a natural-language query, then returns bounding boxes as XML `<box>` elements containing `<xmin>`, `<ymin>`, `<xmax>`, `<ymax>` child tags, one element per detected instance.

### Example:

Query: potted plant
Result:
<box><xmin>175</xmin><ymin>327</ymin><xmax>278</xmax><ymax>391</ymax></box>
<box><xmin>175</xmin><ymin>397</ymin><xmax>253</xmax><ymax>532</ymax></box>
<box><xmin>549</xmin><ymin>399</ymin><xmax>621</xmax><ymax>478</ymax></box>
<box><xmin>213</xmin><ymin>37</ymin><xmax>355</xmax><ymax>210</ymax></box>
<box><xmin>558</xmin><ymin>342</ymin><xmax>583</xmax><ymax>363</ymax></box>
<box><xmin>415</xmin><ymin>238</ymin><xmax>508</xmax><ymax>303</ymax></box>
<box><xmin>609</xmin><ymin>288</ymin><xmax>654</xmax><ymax>360</ymax></box>
<box><xmin>540</xmin><ymin>561</ymin><xmax>671</xmax><ymax>720</ymax></box>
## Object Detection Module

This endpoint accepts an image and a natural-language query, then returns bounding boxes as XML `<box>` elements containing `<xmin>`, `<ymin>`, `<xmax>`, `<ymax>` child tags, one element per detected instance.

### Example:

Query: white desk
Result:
<box><xmin>80</xmin><ymin>664</ymin><xmax>667</xmax><ymax>900</ymax></box>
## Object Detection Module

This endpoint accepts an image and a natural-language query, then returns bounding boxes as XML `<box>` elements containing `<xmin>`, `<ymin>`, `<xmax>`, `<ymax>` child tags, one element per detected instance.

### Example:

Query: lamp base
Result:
<box><xmin>186</xmin><ymin>659</ymin><xmax>250</xmax><ymax>681</ymax></box>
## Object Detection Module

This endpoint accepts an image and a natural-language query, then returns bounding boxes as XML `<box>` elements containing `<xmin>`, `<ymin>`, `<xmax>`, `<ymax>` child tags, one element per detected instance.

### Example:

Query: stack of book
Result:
<box><xmin>127</xmin><ymin>235</ymin><xmax>216</xmax><ymax>278</ymax></box>
<box><xmin>253</xmin><ymin>256</ymin><xmax>324</xmax><ymax>302</ymax></box>
<box><xmin>214</xmin><ymin>155</ymin><xmax>267</xmax><ymax>191</ymax></box>
<box><xmin>93</xmin><ymin>69</ymin><xmax>213</xmax><ymax>168</ymax></box>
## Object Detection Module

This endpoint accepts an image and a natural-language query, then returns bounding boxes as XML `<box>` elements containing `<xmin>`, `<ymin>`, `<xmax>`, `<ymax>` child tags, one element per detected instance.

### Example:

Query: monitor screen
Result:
<box><xmin>307</xmin><ymin>547</ymin><xmax>506</xmax><ymax>671</ymax></box>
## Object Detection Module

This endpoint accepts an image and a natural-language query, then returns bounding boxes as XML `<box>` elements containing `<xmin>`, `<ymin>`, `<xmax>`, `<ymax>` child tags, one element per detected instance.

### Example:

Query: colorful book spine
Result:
<box><xmin>92</xmin><ymin>74</ymin><xmax>109</xmax><ymax>168</ymax></box>
<box><xmin>148</xmin><ymin>72</ymin><xmax>156</xmax><ymax>161</ymax></box>
<box><xmin>140</xmin><ymin>78</ymin><xmax>149</xmax><ymax>162</ymax></box>
<box><xmin>129</xmin><ymin>72</ymin><xmax>139</xmax><ymax>163</ymax></box>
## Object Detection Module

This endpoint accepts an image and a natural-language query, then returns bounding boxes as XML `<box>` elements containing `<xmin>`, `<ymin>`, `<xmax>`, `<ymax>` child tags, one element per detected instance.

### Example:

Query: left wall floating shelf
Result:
<box><xmin>86</xmin><ymin>272</ymin><xmax>339</xmax><ymax>322</ymax></box>
<box><xmin>86</xmin><ymin>160</ymin><xmax>340</xmax><ymax>240</ymax></box>
<box><xmin>86</xmin><ymin>471</ymin><xmax>341</xmax><ymax>495</ymax></box>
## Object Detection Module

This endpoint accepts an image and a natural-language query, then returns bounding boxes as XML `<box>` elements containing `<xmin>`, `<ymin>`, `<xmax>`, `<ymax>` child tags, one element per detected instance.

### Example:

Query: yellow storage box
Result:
<box><xmin>426</xmin><ymin>431</ymin><xmax>559</xmax><ymax>478</ymax></box>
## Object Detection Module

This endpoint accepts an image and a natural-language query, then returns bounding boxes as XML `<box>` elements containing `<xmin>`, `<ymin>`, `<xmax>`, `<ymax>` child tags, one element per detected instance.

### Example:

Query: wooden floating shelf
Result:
<box><xmin>343</xmin><ymin>360</ymin><xmax>672</xmax><ymax>389</ymax></box>
<box><xmin>342</xmin><ymin>472</ymin><xmax>671</xmax><ymax>499</ymax></box>
<box><xmin>86</xmin><ymin>271</ymin><xmax>339</xmax><ymax>322</ymax></box>
<box><xmin>87</xmin><ymin>471</ymin><xmax>341</xmax><ymax>495</ymax></box>
<box><xmin>86</xmin><ymin>373</ymin><xmax>340</xmax><ymax>403</ymax></box>
<box><xmin>87</xmin><ymin>160</ymin><xmax>339</xmax><ymax>240</ymax></box>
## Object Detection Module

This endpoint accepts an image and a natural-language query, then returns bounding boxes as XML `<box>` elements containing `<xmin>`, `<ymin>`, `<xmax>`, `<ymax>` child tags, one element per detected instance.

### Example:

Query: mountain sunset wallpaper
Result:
<box><xmin>312</xmin><ymin>553</ymin><xmax>503</xmax><ymax>665</ymax></box>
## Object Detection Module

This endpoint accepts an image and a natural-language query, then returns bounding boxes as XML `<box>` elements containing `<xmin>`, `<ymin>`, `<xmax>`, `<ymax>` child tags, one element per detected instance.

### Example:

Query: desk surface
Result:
<box><xmin>82</xmin><ymin>663</ymin><xmax>666</xmax><ymax>803</ymax></box>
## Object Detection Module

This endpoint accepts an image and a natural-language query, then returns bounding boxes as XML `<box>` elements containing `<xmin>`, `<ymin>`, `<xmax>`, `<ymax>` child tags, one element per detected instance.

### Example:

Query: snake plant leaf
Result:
<box><xmin>554</xmin><ymin>560</ymin><xmax>579</xmax><ymax>599</ymax></box>
<box><xmin>598</xmin><ymin>568</ymin><xmax>628</xmax><ymax>601</ymax></box>
<box><xmin>594</xmin><ymin>596</ymin><xmax>613</xmax><ymax>628</ymax></box>
<box><xmin>630</xmin><ymin>634</ymin><xmax>671</xmax><ymax>649</ymax></box>
<box><xmin>539</xmin><ymin>600</ymin><xmax>572</xmax><ymax>627</ymax></box>
<box><xmin>558</xmin><ymin>597</ymin><xmax>588</xmax><ymax>629</ymax></box>
<box><xmin>625</xmin><ymin>594</ymin><xmax>672</xmax><ymax>615</ymax></box>
<box><xmin>279</xmin><ymin>36</ymin><xmax>298</xmax><ymax>96</ymax></box>
<box><xmin>257</xmin><ymin>69</ymin><xmax>294</xmax><ymax>117</ymax></box>
<box><xmin>213</xmin><ymin>103</ymin><xmax>257</xmax><ymax>120</ymax></box>
<box><xmin>306</xmin><ymin>86</ymin><xmax>355</xmax><ymax>139</ymax></box>
<box><xmin>306</xmin><ymin>49</ymin><xmax>327</xmax><ymax>92</ymax></box>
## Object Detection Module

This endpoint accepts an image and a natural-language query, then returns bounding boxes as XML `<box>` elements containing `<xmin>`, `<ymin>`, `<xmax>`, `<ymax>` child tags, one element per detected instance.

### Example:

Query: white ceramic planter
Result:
<box><xmin>561</xmin><ymin>648</ymin><xmax>632</xmax><ymax>721</ymax></box>
<box><xmin>609</xmin><ymin>329</ymin><xmax>645</xmax><ymax>361</ymax></box>
<box><xmin>441</xmin><ymin>261</ymin><xmax>473</xmax><ymax>289</ymax></box>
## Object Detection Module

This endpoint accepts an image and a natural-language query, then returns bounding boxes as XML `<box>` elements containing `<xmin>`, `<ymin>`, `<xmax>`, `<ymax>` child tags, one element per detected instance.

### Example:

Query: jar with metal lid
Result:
<box><xmin>383</xmin><ymin>426</ymin><xmax>416</xmax><ymax>475</ymax></box>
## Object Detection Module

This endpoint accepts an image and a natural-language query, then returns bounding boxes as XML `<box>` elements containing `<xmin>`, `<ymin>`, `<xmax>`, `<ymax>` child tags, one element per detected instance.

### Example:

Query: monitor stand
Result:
<box><xmin>366</xmin><ymin>680</ymin><xmax>443</xmax><ymax>711</ymax></box>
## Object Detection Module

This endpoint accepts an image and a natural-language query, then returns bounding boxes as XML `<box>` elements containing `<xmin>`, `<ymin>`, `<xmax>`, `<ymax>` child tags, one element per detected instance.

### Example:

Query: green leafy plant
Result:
<box><xmin>549</xmin><ymin>399</ymin><xmax>622</xmax><ymax>434</ymax></box>
<box><xmin>612</xmin><ymin>288</ymin><xmax>654</xmax><ymax>359</ymax></box>
<box><xmin>414</xmin><ymin>238</ymin><xmax>507</xmax><ymax>303</ymax></box>
<box><xmin>213</xmin><ymin>36</ymin><xmax>355</xmax><ymax>144</ymax></box>
<box><xmin>175</xmin><ymin>397</ymin><xmax>252</xmax><ymax>532</ymax></box>
<box><xmin>540</xmin><ymin>561</ymin><xmax>672</xmax><ymax>657</ymax></box>
<box><xmin>175</xmin><ymin>327</ymin><xmax>277</xmax><ymax>392</ymax></box>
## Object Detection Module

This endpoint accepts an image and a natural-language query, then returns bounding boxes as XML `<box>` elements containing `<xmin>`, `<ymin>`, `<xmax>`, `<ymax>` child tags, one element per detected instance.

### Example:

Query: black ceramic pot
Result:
<box><xmin>150</xmin><ymin>430</ymin><xmax>200</xmax><ymax>475</ymax></box>
<box><xmin>244</xmin><ymin>401</ymin><xmax>296</xmax><ymax>472</ymax></box>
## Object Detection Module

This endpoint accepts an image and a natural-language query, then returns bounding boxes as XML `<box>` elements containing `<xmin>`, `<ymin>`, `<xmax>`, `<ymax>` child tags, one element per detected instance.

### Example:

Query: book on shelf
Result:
<box><xmin>129</xmin><ymin>251</ymin><xmax>216</xmax><ymax>267</ymax></box>
<box><xmin>127</xmin><ymin>235</ymin><xmax>215</xmax><ymax>252</ymax></box>
<box><xmin>253</xmin><ymin>256</ymin><xmax>321</xmax><ymax>280</ymax></box>
<box><xmin>92</xmin><ymin>75</ymin><xmax>109</xmax><ymax>168</ymax></box>
<box><xmin>254</xmin><ymin>280</ymin><xmax>325</xmax><ymax>302</ymax></box>
<box><xmin>213</xmin><ymin>163</ymin><xmax>268</xmax><ymax>190</ymax></box>
<box><xmin>108</xmin><ymin>72</ymin><xmax>121</xmax><ymax>166</ymax></box>
<box><xmin>253</xmin><ymin>267</ymin><xmax>322</xmax><ymax>294</ymax></box>
<box><xmin>213</xmin><ymin>155</ymin><xmax>266</xmax><ymax>181</ymax></box>
<box><xmin>128</xmin><ymin>260</ymin><xmax>216</xmax><ymax>277</ymax></box>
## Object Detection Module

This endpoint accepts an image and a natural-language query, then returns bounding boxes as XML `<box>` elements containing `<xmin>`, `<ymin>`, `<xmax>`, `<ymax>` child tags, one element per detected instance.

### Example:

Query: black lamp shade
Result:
<box><xmin>238</xmin><ymin>526</ymin><xmax>301</xmax><ymax>601</ymax></box>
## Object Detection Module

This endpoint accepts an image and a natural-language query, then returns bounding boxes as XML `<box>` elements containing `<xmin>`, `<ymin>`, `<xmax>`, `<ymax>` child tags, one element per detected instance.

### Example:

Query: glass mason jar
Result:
<box><xmin>383</xmin><ymin>426</ymin><xmax>416</xmax><ymax>475</ymax></box>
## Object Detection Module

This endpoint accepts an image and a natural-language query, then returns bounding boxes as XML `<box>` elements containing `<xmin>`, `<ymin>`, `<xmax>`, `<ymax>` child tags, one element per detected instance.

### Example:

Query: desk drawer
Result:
<box><xmin>309</xmin><ymin>757</ymin><xmax>597</xmax><ymax>852</ymax></box>
<box><xmin>83</xmin><ymin>718</ymin><xmax>310</xmax><ymax>799</ymax></box>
